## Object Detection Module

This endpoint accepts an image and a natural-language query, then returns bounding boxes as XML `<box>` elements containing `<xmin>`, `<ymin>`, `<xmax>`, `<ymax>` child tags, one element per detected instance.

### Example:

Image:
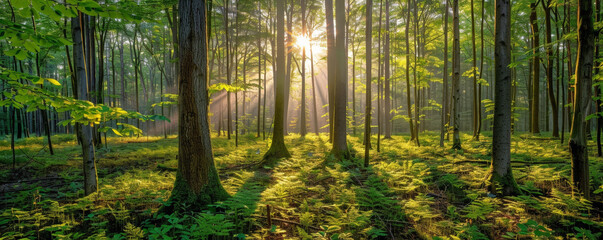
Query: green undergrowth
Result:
<box><xmin>0</xmin><ymin>132</ymin><xmax>601</xmax><ymax>239</ymax></box>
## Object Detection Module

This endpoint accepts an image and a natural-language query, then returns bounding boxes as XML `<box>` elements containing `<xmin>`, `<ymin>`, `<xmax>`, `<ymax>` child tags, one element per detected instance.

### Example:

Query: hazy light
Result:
<box><xmin>296</xmin><ymin>35</ymin><xmax>311</xmax><ymax>50</ymax></box>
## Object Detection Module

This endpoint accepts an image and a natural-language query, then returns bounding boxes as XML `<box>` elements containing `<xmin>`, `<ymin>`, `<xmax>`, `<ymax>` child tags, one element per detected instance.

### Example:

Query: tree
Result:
<box><xmin>487</xmin><ymin>0</ymin><xmax>521</xmax><ymax>196</ymax></box>
<box><xmin>406</xmin><ymin>0</ymin><xmax>416</xmax><ymax>145</ymax></box>
<box><xmin>300</xmin><ymin>0</ymin><xmax>308</xmax><ymax>137</ymax></box>
<box><xmin>570</xmin><ymin>0</ymin><xmax>594</xmax><ymax>199</ymax></box>
<box><xmin>451</xmin><ymin>0</ymin><xmax>461</xmax><ymax>150</ymax></box>
<box><xmin>440</xmin><ymin>0</ymin><xmax>450</xmax><ymax>147</ymax></box>
<box><xmin>326</xmin><ymin>0</ymin><xmax>336</xmax><ymax>142</ymax></box>
<box><xmin>530</xmin><ymin>1</ymin><xmax>540</xmax><ymax>134</ymax></box>
<box><xmin>383</xmin><ymin>0</ymin><xmax>391</xmax><ymax>139</ymax></box>
<box><xmin>543</xmin><ymin>0</ymin><xmax>559</xmax><ymax>138</ymax></box>
<box><xmin>224</xmin><ymin>0</ymin><xmax>232</xmax><ymax>140</ymax></box>
<box><xmin>263</xmin><ymin>0</ymin><xmax>292</xmax><ymax>162</ymax></box>
<box><xmin>72</xmin><ymin>11</ymin><xmax>98</xmax><ymax>196</ymax></box>
<box><xmin>166</xmin><ymin>0</ymin><xmax>230</xmax><ymax>210</ymax></box>
<box><xmin>364</xmin><ymin>0</ymin><xmax>372</xmax><ymax>167</ymax></box>
<box><xmin>471</xmin><ymin>0</ymin><xmax>480</xmax><ymax>140</ymax></box>
<box><xmin>331</xmin><ymin>0</ymin><xmax>350</xmax><ymax>160</ymax></box>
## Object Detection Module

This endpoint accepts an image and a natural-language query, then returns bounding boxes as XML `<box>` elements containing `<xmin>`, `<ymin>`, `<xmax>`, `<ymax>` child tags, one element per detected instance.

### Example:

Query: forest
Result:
<box><xmin>0</xmin><ymin>0</ymin><xmax>602</xmax><ymax>239</ymax></box>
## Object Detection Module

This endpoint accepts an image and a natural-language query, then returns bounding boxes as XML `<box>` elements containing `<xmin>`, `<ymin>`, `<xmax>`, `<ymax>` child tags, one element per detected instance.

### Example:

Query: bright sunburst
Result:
<box><xmin>295</xmin><ymin>35</ymin><xmax>311</xmax><ymax>50</ymax></box>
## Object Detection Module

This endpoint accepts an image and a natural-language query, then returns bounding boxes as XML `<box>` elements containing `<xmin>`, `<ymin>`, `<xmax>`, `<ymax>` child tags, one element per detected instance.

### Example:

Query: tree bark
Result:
<box><xmin>406</xmin><ymin>0</ymin><xmax>416</xmax><ymax>144</ymax></box>
<box><xmin>451</xmin><ymin>0</ymin><xmax>461</xmax><ymax>150</ymax></box>
<box><xmin>331</xmin><ymin>0</ymin><xmax>350</xmax><ymax>160</ymax></box>
<box><xmin>167</xmin><ymin>0</ymin><xmax>229</xmax><ymax>211</ymax></box>
<box><xmin>544</xmin><ymin>0</ymin><xmax>559</xmax><ymax>137</ymax></box>
<box><xmin>300</xmin><ymin>0</ymin><xmax>308</xmax><ymax>137</ymax></box>
<box><xmin>72</xmin><ymin>12</ymin><xmax>98</xmax><ymax>196</ymax></box>
<box><xmin>326</xmin><ymin>0</ymin><xmax>336</xmax><ymax>142</ymax></box>
<box><xmin>263</xmin><ymin>0</ymin><xmax>292</xmax><ymax>162</ymax></box>
<box><xmin>530</xmin><ymin>1</ymin><xmax>541</xmax><ymax>134</ymax></box>
<box><xmin>570</xmin><ymin>0</ymin><xmax>594</xmax><ymax>199</ymax></box>
<box><xmin>488</xmin><ymin>0</ymin><xmax>521</xmax><ymax>196</ymax></box>
<box><xmin>440</xmin><ymin>0</ymin><xmax>449</xmax><ymax>147</ymax></box>
<box><xmin>384</xmin><ymin>0</ymin><xmax>391</xmax><ymax>139</ymax></box>
<box><xmin>364</xmin><ymin>0</ymin><xmax>372</xmax><ymax>167</ymax></box>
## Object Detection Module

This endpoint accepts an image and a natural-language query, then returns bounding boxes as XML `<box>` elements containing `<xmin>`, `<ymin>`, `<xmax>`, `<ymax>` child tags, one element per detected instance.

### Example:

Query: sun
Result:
<box><xmin>295</xmin><ymin>35</ymin><xmax>311</xmax><ymax>49</ymax></box>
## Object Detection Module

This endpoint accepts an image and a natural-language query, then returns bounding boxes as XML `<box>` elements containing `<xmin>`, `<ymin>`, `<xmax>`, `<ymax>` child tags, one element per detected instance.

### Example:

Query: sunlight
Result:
<box><xmin>295</xmin><ymin>35</ymin><xmax>311</xmax><ymax>50</ymax></box>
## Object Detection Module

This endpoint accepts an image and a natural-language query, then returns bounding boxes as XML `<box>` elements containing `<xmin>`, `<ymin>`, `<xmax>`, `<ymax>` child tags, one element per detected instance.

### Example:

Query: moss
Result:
<box><xmin>262</xmin><ymin>139</ymin><xmax>291</xmax><ymax>165</ymax></box>
<box><xmin>487</xmin><ymin>168</ymin><xmax>522</xmax><ymax>196</ymax></box>
<box><xmin>163</xmin><ymin>169</ymin><xmax>230</xmax><ymax>213</ymax></box>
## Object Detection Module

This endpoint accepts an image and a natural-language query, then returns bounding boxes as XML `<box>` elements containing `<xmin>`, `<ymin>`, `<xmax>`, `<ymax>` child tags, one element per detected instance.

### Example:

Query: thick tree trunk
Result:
<box><xmin>488</xmin><ymin>0</ymin><xmax>521</xmax><ymax>196</ymax></box>
<box><xmin>263</xmin><ymin>0</ymin><xmax>291</xmax><ymax>162</ymax></box>
<box><xmin>331</xmin><ymin>0</ymin><xmax>350</xmax><ymax>160</ymax></box>
<box><xmin>167</xmin><ymin>0</ymin><xmax>229</xmax><ymax>211</ymax></box>
<box><xmin>570</xmin><ymin>0</ymin><xmax>594</xmax><ymax>199</ymax></box>
<box><xmin>72</xmin><ymin>12</ymin><xmax>98</xmax><ymax>196</ymax></box>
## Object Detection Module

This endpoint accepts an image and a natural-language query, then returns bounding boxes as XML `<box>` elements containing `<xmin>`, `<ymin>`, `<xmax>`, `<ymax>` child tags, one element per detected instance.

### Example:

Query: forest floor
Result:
<box><xmin>0</xmin><ymin>132</ymin><xmax>601</xmax><ymax>239</ymax></box>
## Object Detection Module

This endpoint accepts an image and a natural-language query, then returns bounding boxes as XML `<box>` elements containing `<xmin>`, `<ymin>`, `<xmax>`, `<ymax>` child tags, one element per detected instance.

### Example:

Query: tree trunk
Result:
<box><xmin>72</xmin><ymin>12</ymin><xmax>98</xmax><ymax>196</ymax></box>
<box><xmin>488</xmin><ymin>0</ymin><xmax>521</xmax><ymax>196</ymax></box>
<box><xmin>471</xmin><ymin>0</ymin><xmax>480</xmax><ymax>140</ymax></box>
<box><xmin>300</xmin><ymin>0</ymin><xmax>308</xmax><ymax>137</ymax></box>
<box><xmin>384</xmin><ymin>0</ymin><xmax>391</xmax><ymax>139</ymax></box>
<box><xmin>570</xmin><ymin>0</ymin><xmax>594</xmax><ymax>199</ymax></box>
<box><xmin>167</xmin><ymin>0</ymin><xmax>229</xmax><ymax>211</ymax></box>
<box><xmin>451</xmin><ymin>0</ymin><xmax>461</xmax><ymax>150</ymax></box>
<box><xmin>530</xmin><ymin>1</ymin><xmax>540</xmax><ymax>134</ymax></box>
<box><xmin>440</xmin><ymin>0</ymin><xmax>449</xmax><ymax>147</ymax></box>
<box><xmin>364</xmin><ymin>0</ymin><xmax>372</xmax><ymax>167</ymax></box>
<box><xmin>263</xmin><ymin>0</ymin><xmax>292</xmax><ymax>162</ymax></box>
<box><xmin>331</xmin><ymin>0</ymin><xmax>350</xmax><ymax>160</ymax></box>
<box><xmin>544</xmin><ymin>0</ymin><xmax>559</xmax><ymax>137</ymax></box>
<box><xmin>406</xmin><ymin>0</ymin><xmax>415</xmax><ymax>144</ymax></box>
<box><xmin>326</xmin><ymin>0</ymin><xmax>336</xmax><ymax>142</ymax></box>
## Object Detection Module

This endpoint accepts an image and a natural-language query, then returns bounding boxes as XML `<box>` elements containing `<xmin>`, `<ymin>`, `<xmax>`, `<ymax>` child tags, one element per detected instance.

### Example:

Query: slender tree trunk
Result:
<box><xmin>300</xmin><ymin>0</ymin><xmax>307</xmax><ymax>137</ymax></box>
<box><xmin>377</xmin><ymin>0</ymin><xmax>382</xmax><ymax>151</ymax></box>
<box><xmin>73</xmin><ymin>12</ymin><xmax>98</xmax><ymax>196</ymax></box>
<box><xmin>224</xmin><ymin>0</ymin><xmax>231</xmax><ymax>139</ymax></box>
<box><xmin>440</xmin><ymin>0</ymin><xmax>449</xmax><ymax>147</ymax></box>
<box><xmin>452</xmin><ymin>0</ymin><xmax>461</xmax><ymax>150</ymax></box>
<box><xmin>570</xmin><ymin>0</ymin><xmax>594</xmax><ymax>199</ymax></box>
<box><xmin>364</xmin><ymin>0</ymin><xmax>372</xmax><ymax>167</ymax></box>
<box><xmin>257</xmin><ymin>2</ymin><xmax>262</xmax><ymax>138</ymax></box>
<box><xmin>326</xmin><ymin>0</ymin><xmax>336</xmax><ymax>142</ymax></box>
<box><xmin>544</xmin><ymin>1</ymin><xmax>559</xmax><ymax>137</ymax></box>
<box><xmin>406</xmin><ymin>0</ymin><xmax>415</xmax><ymax>144</ymax></box>
<box><xmin>413</xmin><ymin>0</ymin><xmax>420</xmax><ymax>146</ymax></box>
<box><xmin>311</xmin><ymin>39</ymin><xmax>319</xmax><ymax>135</ymax></box>
<box><xmin>530</xmin><ymin>1</ymin><xmax>540</xmax><ymax>134</ymax></box>
<box><xmin>31</xmin><ymin>16</ymin><xmax>54</xmax><ymax>155</ymax></box>
<box><xmin>471</xmin><ymin>0</ymin><xmax>480</xmax><ymax>140</ymax></box>
<box><xmin>384</xmin><ymin>0</ymin><xmax>391</xmax><ymax>139</ymax></box>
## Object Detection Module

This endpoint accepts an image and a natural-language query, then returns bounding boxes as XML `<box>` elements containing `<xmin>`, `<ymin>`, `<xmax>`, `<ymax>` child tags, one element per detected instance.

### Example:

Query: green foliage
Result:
<box><xmin>462</xmin><ymin>198</ymin><xmax>495</xmax><ymax>221</ymax></box>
